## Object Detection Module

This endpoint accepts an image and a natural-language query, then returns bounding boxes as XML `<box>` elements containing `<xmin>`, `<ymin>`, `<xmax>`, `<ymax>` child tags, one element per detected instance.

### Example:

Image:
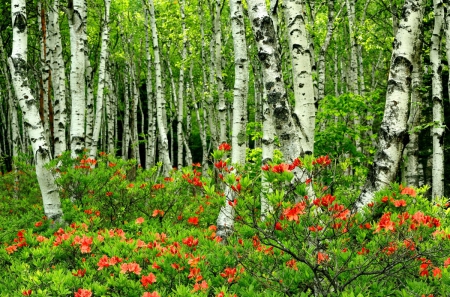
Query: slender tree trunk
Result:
<box><xmin>48</xmin><ymin>0</ymin><xmax>67</xmax><ymax>156</ymax></box>
<box><xmin>67</xmin><ymin>0</ymin><xmax>87</xmax><ymax>158</ymax></box>
<box><xmin>144</xmin><ymin>7</ymin><xmax>157</xmax><ymax>168</ymax></box>
<box><xmin>146</xmin><ymin>0</ymin><xmax>172</xmax><ymax>174</ymax></box>
<box><xmin>122</xmin><ymin>70</ymin><xmax>130</xmax><ymax>160</ymax></box>
<box><xmin>90</xmin><ymin>0</ymin><xmax>110</xmax><ymax>159</ymax></box>
<box><xmin>431</xmin><ymin>0</ymin><xmax>444</xmax><ymax>200</ymax></box>
<box><xmin>357</xmin><ymin>0</ymin><xmax>425</xmax><ymax>209</ymax></box>
<box><xmin>216</xmin><ymin>0</ymin><xmax>249</xmax><ymax>242</ymax></box>
<box><xmin>177</xmin><ymin>0</ymin><xmax>187</xmax><ymax>168</ymax></box>
<box><xmin>214</xmin><ymin>0</ymin><xmax>227</xmax><ymax>144</ymax></box>
<box><xmin>283</xmin><ymin>0</ymin><xmax>316</xmax><ymax>155</ymax></box>
<box><xmin>403</xmin><ymin>35</ymin><xmax>423</xmax><ymax>187</ymax></box>
<box><xmin>105</xmin><ymin>66</ymin><xmax>115</xmax><ymax>155</ymax></box>
<box><xmin>39</xmin><ymin>3</ymin><xmax>51</xmax><ymax>150</ymax></box>
<box><xmin>9</xmin><ymin>0</ymin><xmax>63</xmax><ymax>222</ymax></box>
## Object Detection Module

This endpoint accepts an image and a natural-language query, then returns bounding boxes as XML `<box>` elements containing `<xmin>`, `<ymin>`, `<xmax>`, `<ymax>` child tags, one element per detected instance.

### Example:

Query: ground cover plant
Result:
<box><xmin>2</xmin><ymin>148</ymin><xmax>450</xmax><ymax>296</ymax></box>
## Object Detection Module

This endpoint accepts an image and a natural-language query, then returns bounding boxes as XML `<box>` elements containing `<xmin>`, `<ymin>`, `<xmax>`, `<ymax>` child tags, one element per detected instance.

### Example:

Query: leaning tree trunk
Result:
<box><xmin>357</xmin><ymin>0</ymin><xmax>425</xmax><ymax>209</ymax></box>
<box><xmin>247</xmin><ymin>0</ymin><xmax>303</xmax><ymax>163</ymax></box>
<box><xmin>146</xmin><ymin>0</ymin><xmax>172</xmax><ymax>174</ymax></box>
<box><xmin>67</xmin><ymin>0</ymin><xmax>87</xmax><ymax>158</ymax></box>
<box><xmin>90</xmin><ymin>0</ymin><xmax>110</xmax><ymax>160</ymax></box>
<box><xmin>216</xmin><ymin>0</ymin><xmax>249</xmax><ymax>242</ymax></box>
<box><xmin>9</xmin><ymin>0</ymin><xmax>63</xmax><ymax>222</ymax></box>
<box><xmin>283</xmin><ymin>0</ymin><xmax>316</xmax><ymax>155</ymax></box>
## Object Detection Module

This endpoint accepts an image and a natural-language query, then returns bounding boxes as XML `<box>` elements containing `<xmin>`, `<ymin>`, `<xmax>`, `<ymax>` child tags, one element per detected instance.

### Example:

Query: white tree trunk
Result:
<box><xmin>90</xmin><ymin>0</ymin><xmax>110</xmax><ymax>160</ymax></box>
<box><xmin>38</xmin><ymin>3</ymin><xmax>51</xmax><ymax>149</ymax></box>
<box><xmin>403</xmin><ymin>36</ymin><xmax>423</xmax><ymax>187</ymax></box>
<box><xmin>216</xmin><ymin>0</ymin><xmax>249</xmax><ymax>242</ymax></box>
<box><xmin>177</xmin><ymin>0</ymin><xmax>187</xmax><ymax>168</ymax></box>
<box><xmin>431</xmin><ymin>0</ymin><xmax>444</xmax><ymax>200</ymax></box>
<box><xmin>214</xmin><ymin>0</ymin><xmax>227</xmax><ymax>144</ymax></box>
<box><xmin>122</xmin><ymin>70</ymin><xmax>130</xmax><ymax>160</ymax></box>
<box><xmin>357</xmin><ymin>0</ymin><xmax>425</xmax><ymax>209</ymax></box>
<box><xmin>247</xmin><ymin>0</ymin><xmax>302</xmax><ymax>163</ymax></box>
<box><xmin>283</xmin><ymin>0</ymin><xmax>316</xmax><ymax>155</ymax></box>
<box><xmin>68</xmin><ymin>0</ymin><xmax>87</xmax><ymax>158</ymax></box>
<box><xmin>9</xmin><ymin>0</ymin><xmax>63</xmax><ymax>222</ymax></box>
<box><xmin>48</xmin><ymin>0</ymin><xmax>67</xmax><ymax>156</ymax></box>
<box><xmin>146</xmin><ymin>0</ymin><xmax>172</xmax><ymax>174</ymax></box>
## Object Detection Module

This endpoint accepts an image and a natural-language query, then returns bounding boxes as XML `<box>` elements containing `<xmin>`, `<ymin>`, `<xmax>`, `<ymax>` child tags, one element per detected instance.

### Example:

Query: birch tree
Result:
<box><xmin>247</xmin><ymin>0</ymin><xmax>303</xmax><ymax>163</ymax></box>
<box><xmin>216</xmin><ymin>0</ymin><xmax>249</xmax><ymax>242</ymax></box>
<box><xmin>90</xmin><ymin>0</ymin><xmax>111</xmax><ymax>160</ymax></box>
<box><xmin>431</xmin><ymin>0</ymin><xmax>444</xmax><ymax>200</ymax></box>
<box><xmin>283</xmin><ymin>0</ymin><xmax>316</xmax><ymax>155</ymax></box>
<box><xmin>8</xmin><ymin>0</ymin><xmax>63</xmax><ymax>222</ymax></box>
<box><xmin>67</xmin><ymin>0</ymin><xmax>87</xmax><ymax>158</ymax></box>
<box><xmin>47</xmin><ymin>0</ymin><xmax>67</xmax><ymax>156</ymax></box>
<box><xmin>357</xmin><ymin>0</ymin><xmax>425</xmax><ymax>209</ymax></box>
<box><xmin>146</xmin><ymin>0</ymin><xmax>172</xmax><ymax>174</ymax></box>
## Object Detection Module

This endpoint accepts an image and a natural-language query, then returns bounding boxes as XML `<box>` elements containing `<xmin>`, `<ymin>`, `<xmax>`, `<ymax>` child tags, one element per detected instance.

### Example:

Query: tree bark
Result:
<box><xmin>357</xmin><ymin>0</ymin><xmax>425</xmax><ymax>209</ymax></box>
<box><xmin>283</xmin><ymin>0</ymin><xmax>316</xmax><ymax>155</ymax></box>
<box><xmin>431</xmin><ymin>0</ymin><xmax>444</xmax><ymax>200</ymax></box>
<box><xmin>247</xmin><ymin>0</ymin><xmax>303</xmax><ymax>163</ymax></box>
<box><xmin>68</xmin><ymin>0</ymin><xmax>87</xmax><ymax>158</ymax></box>
<box><xmin>146</xmin><ymin>0</ymin><xmax>172</xmax><ymax>174</ymax></box>
<box><xmin>48</xmin><ymin>0</ymin><xmax>67</xmax><ymax>156</ymax></box>
<box><xmin>90</xmin><ymin>0</ymin><xmax>110</xmax><ymax>160</ymax></box>
<box><xmin>9</xmin><ymin>0</ymin><xmax>63</xmax><ymax>222</ymax></box>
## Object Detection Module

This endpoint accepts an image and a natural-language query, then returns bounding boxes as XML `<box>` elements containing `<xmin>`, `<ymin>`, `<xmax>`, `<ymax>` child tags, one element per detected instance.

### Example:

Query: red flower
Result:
<box><xmin>261</xmin><ymin>164</ymin><xmax>270</xmax><ymax>171</ymax></box>
<box><xmin>74</xmin><ymin>289</ymin><xmax>92</xmax><ymax>297</ymax></box>
<box><xmin>152</xmin><ymin>209</ymin><xmax>165</xmax><ymax>217</ymax></box>
<box><xmin>274</xmin><ymin>222</ymin><xmax>283</xmax><ymax>230</ymax></box>
<box><xmin>152</xmin><ymin>184</ymin><xmax>165</xmax><ymax>190</ymax></box>
<box><xmin>375</xmin><ymin>212</ymin><xmax>395</xmax><ymax>233</ymax></box>
<box><xmin>141</xmin><ymin>273</ymin><xmax>157</xmax><ymax>287</ymax></box>
<box><xmin>282</xmin><ymin>202</ymin><xmax>306</xmax><ymax>222</ymax></box>
<box><xmin>312</xmin><ymin>155</ymin><xmax>331</xmax><ymax>166</ymax></box>
<box><xmin>34</xmin><ymin>221</ymin><xmax>43</xmax><ymax>227</ymax></box>
<box><xmin>192</xmin><ymin>280</ymin><xmax>208</xmax><ymax>292</ymax></box>
<box><xmin>357</xmin><ymin>247</ymin><xmax>370</xmax><ymax>255</ymax></box>
<box><xmin>106</xmin><ymin>191</ymin><xmax>113</xmax><ymax>196</ymax></box>
<box><xmin>182</xmin><ymin>236</ymin><xmax>199</xmax><ymax>247</ymax></box>
<box><xmin>401</xmin><ymin>187</ymin><xmax>416</xmax><ymax>197</ymax></box>
<box><xmin>317</xmin><ymin>252</ymin><xmax>329</xmax><ymax>264</ymax></box>
<box><xmin>214</xmin><ymin>160</ymin><xmax>228</xmax><ymax>170</ymax></box>
<box><xmin>286</xmin><ymin>259</ymin><xmax>298</xmax><ymax>270</ymax></box>
<box><xmin>72</xmin><ymin>269</ymin><xmax>86</xmax><ymax>277</ymax></box>
<box><xmin>188</xmin><ymin>217</ymin><xmax>199</xmax><ymax>225</ymax></box>
<box><xmin>271</xmin><ymin>163</ymin><xmax>290</xmax><ymax>173</ymax></box>
<box><xmin>393</xmin><ymin>199</ymin><xmax>407</xmax><ymax>207</ymax></box>
<box><xmin>188</xmin><ymin>267</ymin><xmax>202</xmax><ymax>281</ymax></box>
<box><xmin>120</xmin><ymin>262</ymin><xmax>142</xmax><ymax>275</ymax></box>
<box><xmin>218</xmin><ymin>143</ymin><xmax>231</xmax><ymax>151</ymax></box>
<box><xmin>220</xmin><ymin>267</ymin><xmax>237</xmax><ymax>283</ymax></box>
<box><xmin>135</xmin><ymin>217</ymin><xmax>145</xmax><ymax>224</ymax></box>
<box><xmin>433</xmin><ymin>267</ymin><xmax>442</xmax><ymax>278</ymax></box>
<box><xmin>22</xmin><ymin>290</ymin><xmax>32</xmax><ymax>296</ymax></box>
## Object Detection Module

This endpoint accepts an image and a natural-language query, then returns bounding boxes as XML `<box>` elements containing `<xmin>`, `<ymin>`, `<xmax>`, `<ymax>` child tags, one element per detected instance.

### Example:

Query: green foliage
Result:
<box><xmin>2</xmin><ymin>150</ymin><xmax>450</xmax><ymax>296</ymax></box>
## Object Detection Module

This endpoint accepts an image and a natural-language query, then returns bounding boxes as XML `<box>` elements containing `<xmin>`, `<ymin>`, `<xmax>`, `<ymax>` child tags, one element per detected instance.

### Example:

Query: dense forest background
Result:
<box><xmin>0</xmin><ymin>0</ymin><xmax>449</xmax><ymax>196</ymax></box>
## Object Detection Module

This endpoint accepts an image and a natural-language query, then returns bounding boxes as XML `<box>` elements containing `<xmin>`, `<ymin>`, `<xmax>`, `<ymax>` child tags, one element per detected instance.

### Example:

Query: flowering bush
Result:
<box><xmin>1</xmin><ymin>149</ymin><xmax>450</xmax><ymax>296</ymax></box>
